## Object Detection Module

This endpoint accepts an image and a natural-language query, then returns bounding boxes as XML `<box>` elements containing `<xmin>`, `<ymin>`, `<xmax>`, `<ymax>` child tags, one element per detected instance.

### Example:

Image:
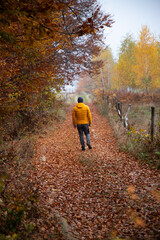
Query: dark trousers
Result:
<box><xmin>77</xmin><ymin>124</ymin><xmax>90</xmax><ymax>148</ymax></box>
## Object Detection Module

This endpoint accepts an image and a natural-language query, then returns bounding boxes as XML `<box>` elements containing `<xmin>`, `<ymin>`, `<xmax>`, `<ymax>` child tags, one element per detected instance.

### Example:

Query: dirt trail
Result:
<box><xmin>33</xmin><ymin>104</ymin><xmax>160</xmax><ymax>240</ymax></box>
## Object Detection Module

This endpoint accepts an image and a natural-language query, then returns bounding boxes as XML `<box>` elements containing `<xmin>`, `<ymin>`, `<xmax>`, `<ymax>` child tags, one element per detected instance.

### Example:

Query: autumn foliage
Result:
<box><xmin>0</xmin><ymin>3</ymin><xmax>114</xmax><ymax>236</ymax></box>
<box><xmin>80</xmin><ymin>26</ymin><xmax>160</xmax><ymax>96</ymax></box>
<box><xmin>113</xmin><ymin>26</ymin><xmax>160</xmax><ymax>92</ymax></box>
<box><xmin>0</xmin><ymin>0</ymin><xmax>113</xmax><ymax>139</ymax></box>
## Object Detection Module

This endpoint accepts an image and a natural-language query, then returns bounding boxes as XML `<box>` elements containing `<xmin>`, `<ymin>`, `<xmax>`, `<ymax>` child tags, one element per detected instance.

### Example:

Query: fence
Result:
<box><xmin>105</xmin><ymin>96</ymin><xmax>158</xmax><ymax>142</ymax></box>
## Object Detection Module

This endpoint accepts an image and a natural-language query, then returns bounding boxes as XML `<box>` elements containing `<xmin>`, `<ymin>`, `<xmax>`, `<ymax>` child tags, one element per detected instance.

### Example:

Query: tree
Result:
<box><xmin>91</xmin><ymin>47</ymin><xmax>114</xmax><ymax>92</ymax></box>
<box><xmin>156</xmin><ymin>38</ymin><xmax>160</xmax><ymax>91</ymax></box>
<box><xmin>0</xmin><ymin>0</ymin><xmax>113</xmax><ymax>118</ymax></box>
<box><xmin>133</xmin><ymin>26</ymin><xmax>160</xmax><ymax>93</ymax></box>
<box><xmin>76</xmin><ymin>47</ymin><xmax>114</xmax><ymax>101</ymax></box>
<box><xmin>99</xmin><ymin>47</ymin><xmax>114</xmax><ymax>90</ymax></box>
<box><xmin>76</xmin><ymin>73</ymin><xmax>95</xmax><ymax>93</ymax></box>
<box><xmin>116</xmin><ymin>34</ymin><xmax>136</xmax><ymax>90</ymax></box>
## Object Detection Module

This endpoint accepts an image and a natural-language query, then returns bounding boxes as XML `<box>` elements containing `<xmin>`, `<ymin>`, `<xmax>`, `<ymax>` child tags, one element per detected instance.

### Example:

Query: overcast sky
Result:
<box><xmin>98</xmin><ymin>0</ymin><xmax>160</xmax><ymax>60</ymax></box>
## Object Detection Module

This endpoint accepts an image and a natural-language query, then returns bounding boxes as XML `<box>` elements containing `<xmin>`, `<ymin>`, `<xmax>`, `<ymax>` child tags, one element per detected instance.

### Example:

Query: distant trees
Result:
<box><xmin>79</xmin><ymin>25</ymin><xmax>160</xmax><ymax>97</ymax></box>
<box><xmin>134</xmin><ymin>26</ymin><xmax>160</xmax><ymax>93</ymax></box>
<box><xmin>114</xmin><ymin>34</ymin><xmax>136</xmax><ymax>90</ymax></box>
<box><xmin>114</xmin><ymin>26</ymin><xmax>160</xmax><ymax>93</ymax></box>
<box><xmin>76</xmin><ymin>46</ymin><xmax>114</xmax><ymax>95</ymax></box>
<box><xmin>98</xmin><ymin>47</ymin><xmax>114</xmax><ymax>91</ymax></box>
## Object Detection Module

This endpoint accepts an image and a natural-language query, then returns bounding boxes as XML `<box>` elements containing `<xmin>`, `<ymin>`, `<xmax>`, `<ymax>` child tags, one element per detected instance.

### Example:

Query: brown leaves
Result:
<box><xmin>30</xmin><ymin>104</ymin><xmax>160</xmax><ymax>239</ymax></box>
<box><xmin>127</xmin><ymin>185</ymin><xmax>135</xmax><ymax>194</ymax></box>
<box><xmin>129</xmin><ymin>210</ymin><xmax>146</xmax><ymax>228</ymax></box>
<box><xmin>152</xmin><ymin>189</ymin><xmax>160</xmax><ymax>203</ymax></box>
<box><xmin>127</xmin><ymin>185</ymin><xmax>140</xmax><ymax>200</ymax></box>
<box><xmin>0</xmin><ymin>0</ymin><xmax>114</xmax><ymax>133</ymax></box>
<box><xmin>76</xmin><ymin>8</ymin><xmax>113</xmax><ymax>37</ymax></box>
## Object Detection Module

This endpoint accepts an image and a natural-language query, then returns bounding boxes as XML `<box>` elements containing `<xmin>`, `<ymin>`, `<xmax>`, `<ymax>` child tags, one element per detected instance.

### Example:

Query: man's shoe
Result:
<box><xmin>87</xmin><ymin>143</ymin><xmax>92</xmax><ymax>149</ymax></box>
<box><xmin>82</xmin><ymin>146</ymin><xmax>85</xmax><ymax>151</ymax></box>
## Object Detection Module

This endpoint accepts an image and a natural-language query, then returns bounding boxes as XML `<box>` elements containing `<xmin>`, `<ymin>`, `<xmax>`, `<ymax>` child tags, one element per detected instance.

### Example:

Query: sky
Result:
<box><xmin>98</xmin><ymin>0</ymin><xmax>160</xmax><ymax>60</ymax></box>
<box><xmin>65</xmin><ymin>0</ymin><xmax>160</xmax><ymax>92</ymax></box>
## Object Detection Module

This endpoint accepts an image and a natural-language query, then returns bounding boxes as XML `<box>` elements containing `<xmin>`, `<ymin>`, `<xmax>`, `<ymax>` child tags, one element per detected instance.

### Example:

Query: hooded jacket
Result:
<box><xmin>72</xmin><ymin>103</ymin><xmax>92</xmax><ymax>125</ymax></box>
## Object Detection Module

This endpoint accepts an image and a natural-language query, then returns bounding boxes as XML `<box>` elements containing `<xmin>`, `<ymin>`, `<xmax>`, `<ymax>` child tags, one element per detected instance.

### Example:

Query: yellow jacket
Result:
<box><xmin>72</xmin><ymin>103</ymin><xmax>92</xmax><ymax>125</ymax></box>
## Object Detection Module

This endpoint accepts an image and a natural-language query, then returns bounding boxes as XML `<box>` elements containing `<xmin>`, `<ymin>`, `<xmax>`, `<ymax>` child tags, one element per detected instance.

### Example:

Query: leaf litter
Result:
<box><xmin>32</xmin><ymin>104</ymin><xmax>160</xmax><ymax>240</ymax></box>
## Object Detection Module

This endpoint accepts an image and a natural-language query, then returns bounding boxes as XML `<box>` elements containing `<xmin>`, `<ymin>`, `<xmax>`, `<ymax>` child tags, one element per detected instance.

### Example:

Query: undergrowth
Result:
<box><xmin>0</xmin><ymin>99</ymin><xmax>67</xmax><ymax>239</ymax></box>
<box><xmin>0</xmin><ymin>142</ymin><xmax>64</xmax><ymax>240</ymax></box>
<box><xmin>97</xmin><ymin>100</ymin><xmax>160</xmax><ymax>170</ymax></box>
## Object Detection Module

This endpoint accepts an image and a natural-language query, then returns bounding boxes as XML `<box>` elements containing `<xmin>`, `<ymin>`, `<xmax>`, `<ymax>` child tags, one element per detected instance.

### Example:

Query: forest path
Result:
<box><xmin>33</xmin><ymin>104</ymin><xmax>160</xmax><ymax>240</ymax></box>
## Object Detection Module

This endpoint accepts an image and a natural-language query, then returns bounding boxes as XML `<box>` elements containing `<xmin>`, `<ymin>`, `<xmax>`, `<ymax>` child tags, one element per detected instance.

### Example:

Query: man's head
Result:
<box><xmin>78</xmin><ymin>97</ymin><xmax>83</xmax><ymax>103</ymax></box>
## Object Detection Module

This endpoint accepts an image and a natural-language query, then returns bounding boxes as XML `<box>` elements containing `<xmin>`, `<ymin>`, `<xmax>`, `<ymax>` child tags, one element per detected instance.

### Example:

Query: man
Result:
<box><xmin>72</xmin><ymin>97</ymin><xmax>92</xmax><ymax>151</ymax></box>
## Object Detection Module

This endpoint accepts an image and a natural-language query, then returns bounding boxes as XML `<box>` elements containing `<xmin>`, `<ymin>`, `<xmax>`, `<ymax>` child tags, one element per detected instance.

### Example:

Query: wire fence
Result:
<box><xmin>105</xmin><ymin>95</ymin><xmax>160</xmax><ymax>142</ymax></box>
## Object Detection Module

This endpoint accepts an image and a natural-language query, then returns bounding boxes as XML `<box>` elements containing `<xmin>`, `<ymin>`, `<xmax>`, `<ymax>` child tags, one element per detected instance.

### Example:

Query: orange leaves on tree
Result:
<box><xmin>114</xmin><ymin>26</ymin><xmax>160</xmax><ymax>92</ymax></box>
<box><xmin>134</xmin><ymin>26</ymin><xmax>160</xmax><ymax>93</ymax></box>
<box><xmin>0</xmin><ymin>0</ymin><xmax>114</xmax><ymax>140</ymax></box>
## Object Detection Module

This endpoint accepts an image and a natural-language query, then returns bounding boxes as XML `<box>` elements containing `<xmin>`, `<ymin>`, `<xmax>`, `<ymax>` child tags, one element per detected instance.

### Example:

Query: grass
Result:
<box><xmin>97</xmin><ymin>100</ymin><xmax>160</xmax><ymax>170</ymax></box>
<box><xmin>122</xmin><ymin>103</ymin><xmax>160</xmax><ymax>133</ymax></box>
<box><xmin>96</xmin><ymin>101</ymin><xmax>109</xmax><ymax>117</ymax></box>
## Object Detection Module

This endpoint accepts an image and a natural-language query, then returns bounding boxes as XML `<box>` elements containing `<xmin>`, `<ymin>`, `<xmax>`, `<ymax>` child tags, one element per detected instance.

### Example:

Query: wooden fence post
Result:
<box><xmin>113</xmin><ymin>97</ymin><xmax>115</xmax><ymax>106</ymax></box>
<box><xmin>107</xmin><ymin>96</ymin><xmax>110</xmax><ymax>109</ymax></box>
<box><xmin>120</xmin><ymin>102</ymin><xmax>123</xmax><ymax>121</ymax></box>
<box><xmin>151</xmin><ymin>106</ymin><xmax>155</xmax><ymax>142</ymax></box>
<box><xmin>124</xmin><ymin>104</ymin><xmax>131</xmax><ymax>128</ymax></box>
<box><xmin>104</xmin><ymin>94</ymin><xmax>107</xmax><ymax>107</ymax></box>
<box><xmin>113</xmin><ymin>97</ymin><xmax>117</xmax><ymax>107</ymax></box>
<box><xmin>112</xmin><ymin>97</ymin><xmax>131</xmax><ymax>129</ymax></box>
<box><xmin>117</xmin><ymin>102</ymin><xmax>123</xmax><ymax>121</ymax></box>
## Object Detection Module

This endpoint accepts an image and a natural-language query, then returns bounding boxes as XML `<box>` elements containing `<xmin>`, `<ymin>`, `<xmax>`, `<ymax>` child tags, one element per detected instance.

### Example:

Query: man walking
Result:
<box><xmin>72</xmin><ymin>97</ymin><xmax>92</xmax><ymax>151</ymax></box>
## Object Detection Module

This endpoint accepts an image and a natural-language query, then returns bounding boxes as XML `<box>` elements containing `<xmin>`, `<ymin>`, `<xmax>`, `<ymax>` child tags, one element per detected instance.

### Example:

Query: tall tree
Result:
<box><xmin>133</xmin><ymin>26</ymin><xmax>160</xmax><ymax>93</ymax></box>
<box><xmin>99</xmin><ymin>47</ymin><xmax>114</xmax><ymax>90</ymax></box>
<box><xmin>156</xmin><ymin>38</ymin><xmax>160</xmax><ymax>91</ymax></box>
<box><xmin>116</xmin><ymin>34</ymin><xmax>136</xmax><ymax>90</ymax></box>
<box><xmin>0</xmin><ymin>0</ymin><xmax>113</xmax><ymax>116</ymax></box>
<box><xmin>91</xmin><ymin>46</ymin><xmax>114</xmax><ymax>93</ymax></box>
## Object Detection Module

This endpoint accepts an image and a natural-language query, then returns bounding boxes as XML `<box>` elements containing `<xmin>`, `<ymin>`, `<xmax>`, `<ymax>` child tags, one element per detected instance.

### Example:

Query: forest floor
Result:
<box><xmin>32</xmin><ymin>104</ymin><xmax>160</xmax><ymax>240</ymax></box>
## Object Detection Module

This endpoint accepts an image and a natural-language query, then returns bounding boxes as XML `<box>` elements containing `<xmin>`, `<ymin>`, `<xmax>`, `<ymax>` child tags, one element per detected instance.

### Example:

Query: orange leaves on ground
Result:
<box><xmin>127</xmin><ymin>185</ymin><xmax>140</xmax><ymax>200</ymax></box>
<box><xmin>129</xmin><ymin>210</ymin><xmax>146</xmax><ymax>228</ymax></box>
<box><xmin>127</xmin><ymin>185</ymin><xmax>135</xmax><ymax>194</ymax></box>
<box><xmin>152</xmin><ymin>189</ymin><xmax>160</xmax><ymax>203</ymax></box>
<box><xmin>31</xmin><ymin>104</ymin><xmax>160</xmax><ymax>239</ymax></box>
